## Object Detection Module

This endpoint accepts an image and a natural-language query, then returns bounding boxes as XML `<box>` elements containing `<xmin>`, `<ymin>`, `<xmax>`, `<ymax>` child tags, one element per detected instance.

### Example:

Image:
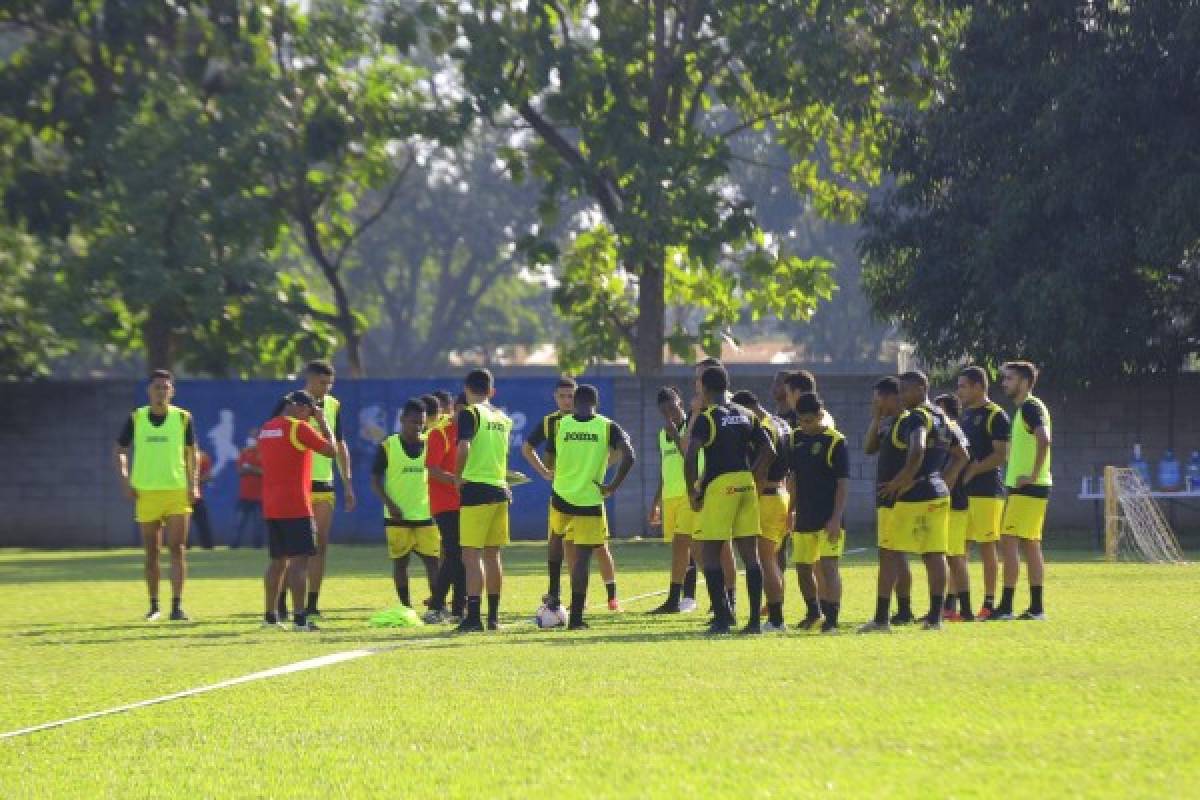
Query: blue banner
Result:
<box><xmin>136</xmin><ymin>377</ymin><xmax>615</xmax><ymax>545</ymax></box>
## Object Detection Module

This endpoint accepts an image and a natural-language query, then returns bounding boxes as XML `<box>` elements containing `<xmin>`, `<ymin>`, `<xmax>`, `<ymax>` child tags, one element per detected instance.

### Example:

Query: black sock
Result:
<box><xmin>294</xmin><ymin>611</ymin><xmax>307</xmax><ymax>627</ymax></box>
<box><xmin>745</xmin><ymin>564</ymin><xmax>763</xmax><ymax>625</ymax></box>
<box><xmin>929</xmin><ymin>594</ymin><xmax>944</xmax><ymax>623</ymax></box>
<box><xmin>998</xmin><ymin>587</ymin><xmax>1015</xmax><ymax>613</ymax></box>
<box><xmin>897</xmin><ymin>595</ymin><xmax>912</xmax><ymax>618</ymax></box>
<box><xmin>548</xmin><ymin>560</ymin><xmax>562</xmax><ymax>599</ymax></box>
<box><xmin>264</xmin><ymin>611</ymin><xmax>277</xmax><ymax>624</ymax></box>
<box><xmin>306</xmin><ymin>591</ymin><xmax>319</xmax><ymax>613</ymax></box>
<box><xmin>466</xmin><ymin>595</ymin><xmax>482</xmax><ymax>623</ymax></box>
<box><xmin>569</xmin><ymin>591</ymin><xmax>586</xmax><ymax>625</ymax></box>
<box><xmin>1030</xmin><ymin>585</ymin><xmax>1043</xmax><ymax>614</ymax></box>
<box><xmin>277</xmin><ymin>591</ymin><xmax>287</xmax><ymax>616</ymax></box>
<box><xmin>943</xmin><ymin>594</ymin><xmax>956</xmax><ymax>612</ymax></box>
<box><xmin>397</xmin><ymin>584</ymin><xmax>411</xmax><ymax>607</ymax></box>
<box><xmin>983</xmin><ymin>594</ymin><xmax>995</xmax><ymax>611</ymax></box>
<box><xmin>726</xmin><ymin>587</ymin><xmax>736</xmax><ymax>615</ymax></box>
<box><xmin>959</xmin><ymin>591</ymin><xmax>972</xmax><ymax>616</ymax></box>
<box><xmin>820</xmin><ymin>599</ymin><xmax>840</xmax><ymax>628</ymax></box>
<box><xmin>803</xmin><ymin>595</ymin><xmax>819</xmax><ymax>620</ymax></box>
<box><xmin>874</xmin><ymin>596</ymin><xmax>890</xmax><ymax>625</ymax></box>
<box><xmin>767</xmin><ymin>601</ymin><xmax>784</xmax><ymax>627</ymax></box>
<box><xmin>667</xmin><ymin>582</ymin><xmax>682</xmax><ymax>607</ymax></box>
<box><xmin>487</xmin><ymin>593</ymin><xmax>500</xmax><ymax>626</ymax></box>
<box><xmin>704</xmin><ymin>568</ymin><xmax>728</xmax><ymax>623</ymax></box>
<box><xmin>150</xmin><ymin>597</ymin><xmax>160</xmax><ymax>612</ymax></box>
<box><xmin>682</xmin><ymin>559</ymin><xmax>697</xmax><ymax>599</ymax></box>
<box><xmin>605</xmin><ymin>581</ymin><xmax>617</xmax><ymax>602</ymax></box>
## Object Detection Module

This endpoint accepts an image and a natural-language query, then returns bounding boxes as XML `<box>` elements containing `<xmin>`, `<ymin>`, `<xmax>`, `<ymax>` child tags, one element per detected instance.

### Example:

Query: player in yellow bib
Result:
<box><xmin>454</xmin><ymin>368</ymin><xmax>514</xmax><ymax>632</ymax></box>
<box><xmin>544</xmin><ymin>385</ymin><xmax>635</xmax><ymax>629</ymax></box>
<box><xmin>646</xmin><ymin>387</ymin><xmax>700</xmax><ymax>613</ymax></box>
<box><xmin>371</xmin><ymin>400</ymin><xmax>440</xmax><ymax>608</ymax></box>
<box><xmin>114</xmin><ymin>370</ymin><xmax>197</xmax><ymax>621</ymax></box>
<box><xmin>996</xmin><ymin>360</ymin><xmax>1052</xmax><ymax>621</ymax></box>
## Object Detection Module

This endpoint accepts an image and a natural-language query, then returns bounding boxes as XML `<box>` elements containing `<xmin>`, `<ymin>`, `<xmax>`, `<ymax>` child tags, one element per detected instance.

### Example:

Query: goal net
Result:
<box><xmin>1106</xmin><ymin>467</ymin><xmax>1188</xmax><ymax>563</ymax></box>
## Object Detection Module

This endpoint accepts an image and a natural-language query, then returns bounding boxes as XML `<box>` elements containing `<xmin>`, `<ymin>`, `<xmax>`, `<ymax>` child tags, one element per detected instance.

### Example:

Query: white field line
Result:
<box><xmin>1</xmin><ymin>647</ymin><xmax>393</xmax><ymax>740</ymax></box>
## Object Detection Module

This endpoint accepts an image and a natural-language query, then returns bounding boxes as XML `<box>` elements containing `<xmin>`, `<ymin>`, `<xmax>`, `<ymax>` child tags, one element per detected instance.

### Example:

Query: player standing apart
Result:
<box><xmin>258</xmin><ymin>390</ymin><xmax>336</xmax><ymax>631</ymax></box>
<box><xmin>115</xmin><ymin>370</ymin><xmax>197</xmax><ymax>621</ymax></box>
<box><xmin>956</xmin><ymin>366</ymin><xmax>1011</xmax><ymax>619</ymax></box>
<box><xmin>995</xmin><ymin>361</ymin><xmax>1052</xmax><ymax>621</ymax></box>
<box><xmin>371</xmin><ymin>401</ymin><xmax>440</xmax><ymax>608</ymax></box>
<box><xmin>455</xmin><ymin>369</ymin><xmax>514</xmax><ymax>632</ymax></box>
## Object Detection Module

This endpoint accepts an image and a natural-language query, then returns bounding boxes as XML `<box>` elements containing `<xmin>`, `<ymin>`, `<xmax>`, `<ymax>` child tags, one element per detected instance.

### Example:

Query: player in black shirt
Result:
<box><xmin>935</xmin><ymin>394</ymin><xmax>974</xmax><ymax>622</ymax></box>
<box><xmin>787</xmin><ymin>393</ymin><xmax>849</xmax><ymax>633</ymax></box>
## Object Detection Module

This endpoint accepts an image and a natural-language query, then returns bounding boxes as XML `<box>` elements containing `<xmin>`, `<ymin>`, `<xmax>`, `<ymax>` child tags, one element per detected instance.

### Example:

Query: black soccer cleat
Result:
<box><xmin>889</xmin><ymin>611</ymin><xmax>916</xmax><ymax>626</ymax></box>
<box><xmin>647</xmin><ymin>601</ymin><xmax>681</xmax><ymax>615</ymax></box>
<box><xmin>169</xmin><ymin>608</ymin><xmax>189</xmax><ymax>622</ymax></box>
<box><xmin>455</xmin><ymin>618</ymin><xmax>485</xmax><ymax>633</ymax></box>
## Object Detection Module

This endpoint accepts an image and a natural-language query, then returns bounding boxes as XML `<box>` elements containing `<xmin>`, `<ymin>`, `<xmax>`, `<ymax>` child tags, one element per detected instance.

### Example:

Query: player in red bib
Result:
<box><xmin>257</xmin><ymin>390</ymin><xmax>336</xmax><ymax>631</ymax></box>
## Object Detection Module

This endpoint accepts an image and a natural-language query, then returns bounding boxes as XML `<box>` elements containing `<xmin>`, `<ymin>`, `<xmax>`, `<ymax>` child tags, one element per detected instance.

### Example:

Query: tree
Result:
<box><xmin>862</xmin><ymin>1</ymin><xmax>1200</xmax><ymax>379</ymax></box>
<box><xmin>354</xmin><ymin>129</ymin><xmax>557</xmax><ymax>373</ymax></box>
<box><xmin>0</xmin><ymin>1</ymin><xmax>338</xmax><ymax>375</ymax></box>
<box><xmin>252</xmin><ymin>0</ymin><xmax>466</xmax><ymax>376</ymax></box>
<box><xmin>440</xmin><ymin>1</ymin><xmax>951</xmax><ymax>373</ymax></box>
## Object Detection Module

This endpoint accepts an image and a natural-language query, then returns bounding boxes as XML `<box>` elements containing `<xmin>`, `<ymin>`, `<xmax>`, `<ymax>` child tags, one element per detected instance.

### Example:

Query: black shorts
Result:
<box><xmin>267</xmin><ymin>518</ymin><xmax>317</xmax><ymax>559</ymax></box>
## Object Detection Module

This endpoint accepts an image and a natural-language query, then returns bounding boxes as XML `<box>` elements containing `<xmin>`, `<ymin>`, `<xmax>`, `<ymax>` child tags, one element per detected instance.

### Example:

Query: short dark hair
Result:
<box><xmin>455</xmin><ymin>392</ymin><xmax>468</xmax><ymax>407</ymax></box>
<box><xmin>305</xmin><ymin>359</ymin><xmax>334</xmax><ymax>377</ymax></box>
<box><xmin>418</xmin><ymin>394</ymin><xmax>439</xmax><ymax>416</ymax></box>
<box><xmin>555</xmin><ymin>376</ymin><xmax>577</xmax><ymax>391</ymax></box>
<box><xmin>1003</xmin><ymin>360</ymin><xmax>1038</xmax><ymax>386</ymax></box>
<box><xmin>656</xmin><ymin>386</ymin><xmax>680</xmax><ymax>406</ymax></box>
<box><xmin>934</xmin><ymin>393</ymin><xmax>960</xmax><ymax>419</ymax></box>
<box><xmin>784</xmin><ymin>370</ymin><xmax>816</xmax><ymax>393</ymax></box>
<box><xmin>402</xmin><ymin>399</ymin><xmax>426</xmax><ymax>417</ymax></box>
<box><xmin>149</xmin><ymin>369</ymin><xmax>173</xmax><ymax>382</ymax></box>
<box><xmin>795</xmin><ymin>392</ymin><xmax>823</xmax><ymax>416</ymax></box>
<box><xmin>730</xmin><ymin>389</ymin><xmax>759</xmax><ymax>408</ymax></box>
<box><xmin>465</xmin><ymin>368</ymin><xmax>493</xmax><ymax>394</ymax></box>
<box><xmin>695</xmin><ymin>357</ymin><xmax>723</xmax><ymax>370</ymax></box>
<box><xmin>700</xmin><ymin>365</ymin><xmax>729</xmax><ymax>393</ymax></box>
<box><xmin>959</xmin><ymin>366</ymin><xmax>989</xmax><ymax>388</ymax></box>
<box><xmin>773</xmin><ymin>370</ymin><xmax>795</xmax><ymax>384</ymax></box>
<box><xmin>432</xmin><ymin>390</ymin><xmax>453</xmax><ymax>409</ymax></box>
<box><xmin>574</xmin><ymin>384</ymin><xmax>599</xmax><ymax>406</ymax></box>
<box><xmin>898</xmin><ymin>370</ymin><xmax>929</xmax><ymax>389</ymax></box>
<box><xmin>873</xmin><ymin>377</ymin><xmax>900</xmax><ymax>396</ymax></box>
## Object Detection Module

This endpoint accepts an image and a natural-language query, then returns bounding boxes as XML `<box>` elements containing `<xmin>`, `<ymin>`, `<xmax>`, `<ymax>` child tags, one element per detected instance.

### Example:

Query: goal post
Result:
<box><xmin>1103</xmin><ymin>466</ymin><xmax>1188</xmax><ymax>564</ymax></box>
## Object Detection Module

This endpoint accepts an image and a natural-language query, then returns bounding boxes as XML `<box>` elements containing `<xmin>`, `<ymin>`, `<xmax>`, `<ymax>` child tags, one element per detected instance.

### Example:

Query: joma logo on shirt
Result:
<box><xmin>401</xmin><ymin>466</ymin><xmax>424</xmax><ymax>474</ymax></box>
<box><xmin>485</xmin><ymin>422</ymin><xmax>507</xmax><ymax>431</ymax></box>
<box><xmin>564</xmin><ymin>432</ymin><xmax>600</xmax><ymax>442</ymax></box>
<box><xmin>144</xmin><ymin>435</ymin><xmax>169</xmax><ymax>443</ymax></box>
<box><xmin>720</xmin><ymin>416</ymin><xmax>749</xmax><ymax>426</ymax></box>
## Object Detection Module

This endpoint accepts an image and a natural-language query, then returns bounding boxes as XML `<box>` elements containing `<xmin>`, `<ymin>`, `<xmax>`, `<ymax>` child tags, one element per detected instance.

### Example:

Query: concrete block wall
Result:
<box><xmin>4</xmin><ymin>374</ymin><xmax>1200</xmax><ymax>547</ymax></box>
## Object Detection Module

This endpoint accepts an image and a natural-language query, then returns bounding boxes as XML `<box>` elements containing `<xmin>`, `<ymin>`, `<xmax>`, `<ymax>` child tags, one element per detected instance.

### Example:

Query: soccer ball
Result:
<box><xmin>534</xmin><ymin>601</ymin><xmax>567</xmax><ymax>629</ymax></box>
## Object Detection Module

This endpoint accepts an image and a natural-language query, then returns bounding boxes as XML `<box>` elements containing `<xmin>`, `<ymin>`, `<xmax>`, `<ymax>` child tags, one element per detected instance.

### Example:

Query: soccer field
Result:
<box><xmin>1</xmin><ymin>542</ymin><xmax>1196</xmax><ymax>798</ymax></box>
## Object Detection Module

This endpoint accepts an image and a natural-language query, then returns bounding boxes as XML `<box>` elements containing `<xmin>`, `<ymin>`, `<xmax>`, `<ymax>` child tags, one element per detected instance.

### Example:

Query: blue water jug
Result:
<box><xmin>1158</xmin><ymin>449</ymin><xmax>1181</xmax><ymax>491</ymax></box>
<box><xmin>1187</xmin><ymin>451</ymin><xmax>1200</xmax><ymax>492</ymax></box>
<box><xmin>1131</xmin><ymin>444</ymin><xmax>1152</xmax><ymax>486</ymax></box>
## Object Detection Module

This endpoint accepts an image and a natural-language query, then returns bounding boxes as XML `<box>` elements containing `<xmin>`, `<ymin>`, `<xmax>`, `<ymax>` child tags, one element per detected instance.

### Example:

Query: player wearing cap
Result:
<box><xmin>115</xmin><ymin>369</ymin><xmax>198</xmax><ymax>621</ymax></box>
<box><xmin>258</xmin><ymin>390</ymin><xmax>337</xmax><ymax>631</ymax></box>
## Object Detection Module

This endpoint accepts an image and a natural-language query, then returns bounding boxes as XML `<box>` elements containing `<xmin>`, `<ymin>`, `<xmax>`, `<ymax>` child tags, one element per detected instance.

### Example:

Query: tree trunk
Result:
<box><xmin>143</xmin><ymin>302</ymin><xmax>177</xmax><ymax>373</ymax></box>
<box><xmin>634</xmin><ymin>259</ymin><xmax>665</xmax><ymax>375</ymax></box>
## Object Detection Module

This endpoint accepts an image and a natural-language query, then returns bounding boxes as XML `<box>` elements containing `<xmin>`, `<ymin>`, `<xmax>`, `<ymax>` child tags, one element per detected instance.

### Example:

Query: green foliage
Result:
<box><xmin>863</xmin><ymin>1</ymin><xmax>1200</xmax><ymax>380</ymax></box>
<box><xmin>0</xmin><ymin>227</ymin><xmax>69</xmax><ymax>378</ymax></box>
<box><xmin>440</xmin><ymin>0</ymin><xmax>955</xmax><ymax>372</ymax></box>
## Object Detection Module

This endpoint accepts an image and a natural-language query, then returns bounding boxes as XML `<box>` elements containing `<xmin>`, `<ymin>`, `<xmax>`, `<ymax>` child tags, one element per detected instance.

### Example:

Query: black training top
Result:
<box><xmin>895</xmin><ymin>403</ymin><xmax>952</xmax><ymax>503</ymax></box>
<box><xmin>525</xmin><ymin>409</ymin><xmax>566</xmax><ymax>449</ymax></box>
<box><xmin>945</xmin><ymin>420</ymin><xmax>970</xmax><ymax>511</ymax></box>
<box><xmin>960</xmin><ymin>401</ymin><xmax>1010</xmax><ymax>498</ymax></box>
<box><xmin>690</xmin><ymin>402</ymin><xmax>769</xmax><ymax>491</ymax></box>
<box><xmin>760</xmin><ymin>414</ymin><xmax>793</xmax><ymax>484</ymax></box>
<box><xmin>875</xmin><ymin>413</ymin><xmax>908</xmax><ymax>509</ymax></box>
<box><xmin>788</xmin><ymin>427</ymin><xmax>850</xmax><ymax>531</ymax></box>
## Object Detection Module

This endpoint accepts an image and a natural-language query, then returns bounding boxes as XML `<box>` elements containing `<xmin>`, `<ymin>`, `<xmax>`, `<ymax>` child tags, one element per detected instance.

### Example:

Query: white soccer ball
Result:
<box><xmin>535</xmin><ymin>603</ymin><xmax>567</xmax><ymax>629</ymax></box>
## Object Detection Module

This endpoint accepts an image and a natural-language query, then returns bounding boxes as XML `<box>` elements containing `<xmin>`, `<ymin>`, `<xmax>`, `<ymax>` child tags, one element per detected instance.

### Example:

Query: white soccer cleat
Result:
<box><xmin>856</xmin><ymin>620</ymin><xmax>893</xmax><ymax>634</ymax></box>
<box><xmin>679</xmin><ymin>597</ymin><xmax>698</xmax><ymax>613</ymax></box>
<box><xmin>761</xmin><ymin>621</ymin><xmax>788</xmax><ymax>633</ymax></box>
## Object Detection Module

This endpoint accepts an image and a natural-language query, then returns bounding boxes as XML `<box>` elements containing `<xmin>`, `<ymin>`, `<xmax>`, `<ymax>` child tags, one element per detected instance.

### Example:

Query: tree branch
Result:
<box><xmin>331</xmin><ymin>154</ymin><xmax>415</xmax><ymax>271</ymax></box>
<box><xmin>516</xmin><ymin>100</ymin><xmax>621</xmax><ymax>219</ymax></box>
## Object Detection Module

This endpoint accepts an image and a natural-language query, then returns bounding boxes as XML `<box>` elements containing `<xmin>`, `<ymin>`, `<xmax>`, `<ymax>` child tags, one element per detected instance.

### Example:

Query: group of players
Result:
<box><xmin>116</xmin><ymin>355</ymin><xmax>1051</xmax><ymax>634</ymax></box>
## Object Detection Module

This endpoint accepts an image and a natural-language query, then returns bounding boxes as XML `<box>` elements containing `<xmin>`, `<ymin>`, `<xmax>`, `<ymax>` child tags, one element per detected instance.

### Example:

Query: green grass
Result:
<box><xmin>1</xmin><ymin>541</ymin><xmax>1197</xmax><ymax>798</ymax></box>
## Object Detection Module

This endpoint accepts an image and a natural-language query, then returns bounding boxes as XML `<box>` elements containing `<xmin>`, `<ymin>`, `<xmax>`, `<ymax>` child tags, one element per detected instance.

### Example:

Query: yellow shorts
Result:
<box><xmin>460</xmin><ymin>502</ymin><xmax>510</xmax><ymax>548</ymax></box>
<box><xmin>695</xmin><ymin>472</ymin><xmax>761</xmax><ymax>541</ymax></box>
<box><xmin>311</xmin><ymin>491</ymin><xmax>336</xmax><ymax>507</ymax></box>
<box><xmin>135</xmin><ymin>489</ymin><xmax>192</xmax><ymax>524</ymax></box>
<box><xmin>561</xmin><ymin>511</ymin><xmax>609</xmax><ymax>546</ymax></box>
<box><xmin>946</xmin><ymin>510</ymin><xmax>968</xmax><ymax>557</ymax></box>
<box><xmin>385</xmin><ymin>524</ymin><xmax>440</xmax><ymax>559</ymax></box>
<box><xmin>661</xmin><ymin>495</ymin><xmax>697</xmax><ymax>542</ymax></box>
<box><xmin>757</xmin><ymin>491</ymin><xmax>789</xmax><ymax>546</ymax></box>
<box><xmin>1001</xmin><ymin>494</ymin><xmax>1048</xmax><ymax>541</ymax></box>
<box><xmin>793</xmin><ymin>529</ymin><xmax>845</xmax><ymax>564</ymax></box>
<box><xmin>548</xmin><ymin>506</ymin><xmax>569</xmax><ymax>538</ymax></box>
<box><xmin>966</xmin><ymin>497</ymin><xmax>1004</xmax><ymax>543</ymax></box>
<box><xmin>885</xmin><ymin>498</ymin><xmax>950</xmax><ymax>554</ymax></box>
<box><xmin>876</xmin><ymin>506</ymin><xmax>892</xmax><ymax>547</ymax></box>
